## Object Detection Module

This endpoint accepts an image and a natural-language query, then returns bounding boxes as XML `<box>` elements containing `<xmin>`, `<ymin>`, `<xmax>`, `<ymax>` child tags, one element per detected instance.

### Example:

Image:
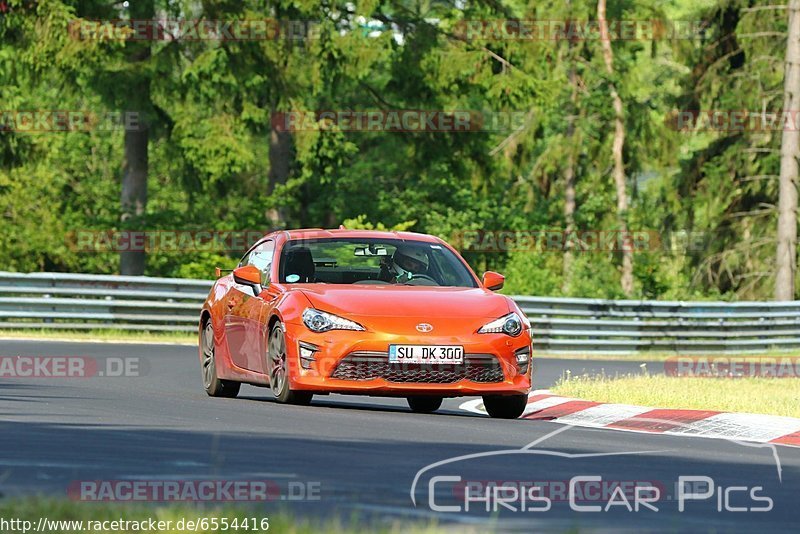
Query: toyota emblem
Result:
<box><xmin>416</xmin><ymin>323</ymin><xmax>434</xmax><ymax>333</ymax></box>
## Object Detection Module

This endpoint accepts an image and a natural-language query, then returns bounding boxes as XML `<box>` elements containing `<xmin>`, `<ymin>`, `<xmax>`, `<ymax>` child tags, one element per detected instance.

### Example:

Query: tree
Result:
<box><xmin>2</xmin><ymin>0</ymin><xmax>794</xmax><ymax>302</ymax></box>
<box><xmin>597</xmin><ymin>0</ymin><xmax>633</xmax><ymax>296</ymax></box>
<box><xmin>776</xmin><ymin>0</ymin><xmax>800</xmax><ymax>301</ymax></box>
<box><xmin>562</xmin><ymin>0</ymin><xmax>579</xmax><ymax>293</ymax></box>
<box><xmin>119</xmin><ymin>0</ymin><xmax>154</xmax><ymax>275</ymax></box>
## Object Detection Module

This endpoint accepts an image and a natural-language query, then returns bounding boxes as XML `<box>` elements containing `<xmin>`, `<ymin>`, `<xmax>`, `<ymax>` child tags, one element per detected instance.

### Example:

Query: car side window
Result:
<box><xmin>246</xmin><ymin>240</ymin><xmax>275</xmax><ymax>285</ymax></box>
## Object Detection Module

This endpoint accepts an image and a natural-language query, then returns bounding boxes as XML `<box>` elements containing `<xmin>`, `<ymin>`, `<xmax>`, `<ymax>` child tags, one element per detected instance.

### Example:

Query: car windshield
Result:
<box><xmin>279</xmin><ymin>238</ymin><xmax>478</xmax><ymax>287</ymax></box>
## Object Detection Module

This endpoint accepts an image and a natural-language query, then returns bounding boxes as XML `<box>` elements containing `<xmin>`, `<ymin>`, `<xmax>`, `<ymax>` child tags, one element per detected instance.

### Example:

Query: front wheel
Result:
<box><xmin>201</xmin><ymin>321</ymin><xmax>241</xmax><ymax>398</ymax></box>
<box><xmin>482</xmin><ymin>394</ymin><xmax>527</xmax><ymax>419</ymax></box>
<box><xmin>268</xmin><ymin>323</ymin><xmax>313</xmax><ymax>406</ymax></box>
<box><xmin>407</xmin><ymin>396</ymin><xmax>443</xmax><ymax>413</ymax></box>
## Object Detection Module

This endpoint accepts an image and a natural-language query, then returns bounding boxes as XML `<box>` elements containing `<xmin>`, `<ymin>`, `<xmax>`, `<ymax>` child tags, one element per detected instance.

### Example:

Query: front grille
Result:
<box><xmin>330</xmin><ymin>352</ymin><xmax>505</xmax><ymax>383</ymax></box>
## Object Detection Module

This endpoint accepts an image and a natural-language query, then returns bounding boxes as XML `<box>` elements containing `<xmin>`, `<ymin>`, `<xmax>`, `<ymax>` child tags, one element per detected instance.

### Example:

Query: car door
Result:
<box><xmin>224</xmin><ymin>239</ymin><xmax>276</xmax><ymax>373</ymax></box>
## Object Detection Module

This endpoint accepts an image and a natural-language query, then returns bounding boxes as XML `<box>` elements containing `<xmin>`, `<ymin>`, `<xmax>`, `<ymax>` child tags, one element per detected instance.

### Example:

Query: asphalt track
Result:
<box><xmin>1</xmin><ymin>340</ymin><xmax>798</xmax><ymax>532</ymax></box>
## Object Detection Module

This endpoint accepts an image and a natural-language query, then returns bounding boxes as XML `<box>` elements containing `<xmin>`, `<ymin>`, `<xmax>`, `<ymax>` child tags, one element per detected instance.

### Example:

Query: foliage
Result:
<box><xmin>0</xmin><ymin>0</ymin><xmax>794</xmax><ymax>299</ymax></box>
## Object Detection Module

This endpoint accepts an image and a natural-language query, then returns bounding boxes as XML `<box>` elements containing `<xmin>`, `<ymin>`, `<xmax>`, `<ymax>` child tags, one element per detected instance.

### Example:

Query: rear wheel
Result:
<box><xmin>482</xmin><ymin>394</ymin><xmax>527</xmax><ymax>419</ymax></box>
<box><xmin>407</xmin><ymin>396</ymin><xmax>443</xmax><ymax>413</ymax></box>
<box><xmin>201</xmin><ymin>321</ymin><xmax>240</xmax><ymax>398</ymax></box>
<box><xmin>268</xmin><ymin>323</ymin><xmax>313</xmax><ymax>405</ymax></box>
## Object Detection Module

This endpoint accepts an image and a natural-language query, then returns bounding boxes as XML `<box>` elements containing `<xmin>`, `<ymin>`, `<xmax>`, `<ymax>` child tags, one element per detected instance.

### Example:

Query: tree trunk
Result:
<box><xmin>562</xmin><ymin>68</ymin><xmax>578</xmax><ymax>293</ymax></box>
<box><xmin>598</xmin><ymin>0</ymin><xmax>633</xmax><ymax>296</ymax></box>
<box><xmin>776</xmin><ymin>0</ymin><xmax>800</xmax><ymax>301</ymax></box>
<box><xmin>265</xmin><ymin>9</ymin><xmax>294</xmax><ymax>229</ymax></box>
<box><xmin>562</xmin><ymin>0</ymin><xmax>578</xmax><ymax>293</ymax></box>
<box><xmin>120</xmin><ymin>0</ymin><xmax>153</xmax><ymax>275</ymax></box>
<box><xmin>266</xmin><ymin>119</ymin><xmax>292</xmax><ymax>226</ymax></box>
<box><xmin>120</xmin><ymin>125</ymin><xmax>148</xmax><ymax>275</ymax></box>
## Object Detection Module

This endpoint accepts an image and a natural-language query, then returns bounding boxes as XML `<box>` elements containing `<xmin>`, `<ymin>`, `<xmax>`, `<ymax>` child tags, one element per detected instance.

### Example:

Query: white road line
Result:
<box><xmin>523</xmin><ymin>395</ymin><xmax>576</xmax><ymax>416</ymax></box>
<box><xmin>458</xmin><ymin>398</ymin><xmax>485</xmax><ymax>415</ymax></box>
<box><xmin>665</xmin><ymin>412</ymin><xmax>800</xmax><ymax>442</ymax></box>
<box><xmin>459</xmin><ymin>391</ymin><xmax>800</xmax><ymax>448</ymax></box>
<box><xmin>556</xmin><ymin>404</ymin><xmax>652</xmax><ymax>428</ymax></box>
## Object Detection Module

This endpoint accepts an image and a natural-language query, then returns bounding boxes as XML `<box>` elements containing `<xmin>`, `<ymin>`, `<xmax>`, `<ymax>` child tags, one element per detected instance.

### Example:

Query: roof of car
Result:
<box><xmin>282</xmin><ymin>228</ymin><xmax>442</xmax><ymax>243</ymax></box>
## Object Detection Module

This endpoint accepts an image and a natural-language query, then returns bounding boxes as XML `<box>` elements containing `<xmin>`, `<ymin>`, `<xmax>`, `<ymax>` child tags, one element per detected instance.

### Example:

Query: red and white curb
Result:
<box><xmin>460</xmin><ymin>389</ymin><xmax>800</xmax><ymax>448</ymax></box>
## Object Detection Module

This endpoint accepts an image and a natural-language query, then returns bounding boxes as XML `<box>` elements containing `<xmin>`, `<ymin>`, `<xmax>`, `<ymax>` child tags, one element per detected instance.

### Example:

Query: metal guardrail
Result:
<box><xmin>1</xmin><ymin>271</ymin><xmax>799</xmax><ymax>353</ymax></box>
<box><xmin>515</xmin><ymin>296</ymin><xmax>800</xmax><ymax>353</ymax></box>
<box><xmin>0</xmin><ymin>272</ymin><xmax>211</xmax><ymax>333</ymax></box>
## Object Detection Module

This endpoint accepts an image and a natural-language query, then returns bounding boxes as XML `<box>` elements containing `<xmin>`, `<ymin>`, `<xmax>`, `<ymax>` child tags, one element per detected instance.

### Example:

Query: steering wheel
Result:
<box><xmin>405</xmin><ymin>274</ymin><xmax>438</xmax><ymax>285</ymax></box>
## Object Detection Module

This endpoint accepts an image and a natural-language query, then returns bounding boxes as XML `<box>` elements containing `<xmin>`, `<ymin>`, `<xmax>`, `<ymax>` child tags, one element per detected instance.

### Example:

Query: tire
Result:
<box><xmin>482</xmin><ymin>394</ymin><xmax>527</xmax><ymax>419</ymax></box>
<box><xmin>201</xmin><ymin>320</ymin><xmax>241</xmax><ymax>398</ymax></box>
<box><xmin>267</xmin><ymin>322</ymin><xmax>313</xmax><ymax>405</ymax></box>
<box><xmin>407</xmin><ymin>396</ymin><xmax>443</xmax><ymax>414</ymax></box>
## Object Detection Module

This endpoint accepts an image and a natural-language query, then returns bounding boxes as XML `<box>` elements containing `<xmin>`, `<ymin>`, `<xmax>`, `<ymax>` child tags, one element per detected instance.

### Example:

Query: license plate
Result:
<box><xmin>388</xmin><ymin>345</ymin><xmax>464</xmax><ymax>364</ymax></box>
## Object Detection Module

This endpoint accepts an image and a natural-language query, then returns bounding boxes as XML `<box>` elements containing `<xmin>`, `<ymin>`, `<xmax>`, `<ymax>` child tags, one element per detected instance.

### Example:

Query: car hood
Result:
<box><xmin>297</xmin><ymin>285</ymin><xmax>511</xmax><ymax>319</ymax></box>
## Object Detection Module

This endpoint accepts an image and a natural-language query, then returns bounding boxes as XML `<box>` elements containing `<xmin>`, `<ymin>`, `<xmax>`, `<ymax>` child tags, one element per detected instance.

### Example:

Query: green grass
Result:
<box><xmin>0</xmin><ymin>328</ymin><xmax>196</xmax><ymax>344</ymax></box>
<box><xmin>0</xmin><ymin>497</ymin><xmax>448</xmax><ymax>534</ymax></box>
<box><xmin>551</xmin><ymin>373</ymin><xmax>800</xmax><ymax>418</ymax></box>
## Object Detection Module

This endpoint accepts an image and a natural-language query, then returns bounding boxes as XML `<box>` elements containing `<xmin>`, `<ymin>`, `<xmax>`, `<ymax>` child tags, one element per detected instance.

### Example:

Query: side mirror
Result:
<box><xmin>233</xmin><ymin>265</ymin><xmax>262</xmax><ymax>296</ymax></box>
<box><xmin>482</xmin><ymin>271</ymin><xmax>505</xmax><ymax>291</ymax></box>
<box><xmin>214</xmin><ymin>267</ymin><xmax>233</xmax><ymax>278</ymax></box>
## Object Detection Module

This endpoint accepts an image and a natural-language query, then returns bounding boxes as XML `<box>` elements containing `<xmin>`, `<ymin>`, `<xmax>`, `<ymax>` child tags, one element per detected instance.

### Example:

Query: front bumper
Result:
<box><xmin>283</xmin><ymin>322</ymin><xmax>532</xmax><ymax>396</ymax></box>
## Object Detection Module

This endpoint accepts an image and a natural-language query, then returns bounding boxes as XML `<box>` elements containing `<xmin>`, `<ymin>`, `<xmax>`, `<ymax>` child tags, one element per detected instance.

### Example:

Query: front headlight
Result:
<box><xmin>302</xmin><ymin>308</ymin><xmax>365</xmax><ymax>333</ymax></box>
<box><xmin>478</xmin><ymin>312</ymin><xmax>526</xmax><ymax>337</ymax></box>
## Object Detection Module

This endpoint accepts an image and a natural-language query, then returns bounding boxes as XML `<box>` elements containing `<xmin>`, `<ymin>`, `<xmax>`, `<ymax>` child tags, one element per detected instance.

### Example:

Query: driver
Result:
<box><xmin>384</xmin><ymin>244</ymin><xmax>429</xmax><ymax>283</ymax></box>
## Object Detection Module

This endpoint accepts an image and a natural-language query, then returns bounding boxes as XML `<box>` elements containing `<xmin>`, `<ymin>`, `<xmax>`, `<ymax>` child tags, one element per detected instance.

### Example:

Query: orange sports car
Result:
<box><xmin>198</xmin><ymin>228</ymin><xmax>532</xmax><ymax>418</ymax></box>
